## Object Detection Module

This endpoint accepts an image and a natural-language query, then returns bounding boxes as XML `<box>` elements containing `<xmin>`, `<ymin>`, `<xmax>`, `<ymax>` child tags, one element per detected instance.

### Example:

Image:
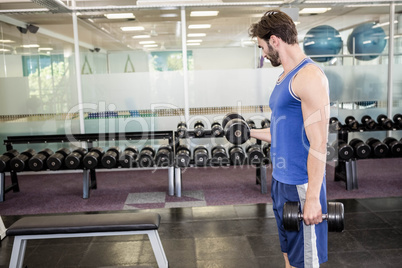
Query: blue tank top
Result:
<box><xmin>269</xmin><ymin>57</ymin><xmax>316</xmax><ymax>185</ymax></box>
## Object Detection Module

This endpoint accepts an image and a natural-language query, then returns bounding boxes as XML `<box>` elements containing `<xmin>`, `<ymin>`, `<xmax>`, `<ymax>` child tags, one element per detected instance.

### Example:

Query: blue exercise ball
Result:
<box><xmin>347</xmin><ymin>22</ymin><xmax>387</xmax><ymax>61</ymax></box>
<box><xmin>303</xmin><ymin>25</ymin><xmax>343</xmax><ymax>62</ymax></box>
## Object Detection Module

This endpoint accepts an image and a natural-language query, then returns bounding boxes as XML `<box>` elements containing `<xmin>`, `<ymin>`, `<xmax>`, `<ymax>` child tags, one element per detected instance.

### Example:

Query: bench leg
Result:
<box><xmin>9</xmin><ymin>237</ymin><xmax>27</xmax><ymax>268</ymax></box>
<box><xmin>174</xmin><ymin>167</ymin><xmax>181</xmax><ymax>197</ymax></box>
<box><xmin>147</xmin><ymin>230</ymin><xmax>168</xmax><ymax>268</ymax></box>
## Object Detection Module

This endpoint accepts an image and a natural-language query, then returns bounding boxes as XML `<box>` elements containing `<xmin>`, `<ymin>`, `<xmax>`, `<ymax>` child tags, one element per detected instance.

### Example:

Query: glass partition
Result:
<box><xmin>0</xmin><ymin>1</ymin><xmax>401</xmax><ymax>151</ymax></box>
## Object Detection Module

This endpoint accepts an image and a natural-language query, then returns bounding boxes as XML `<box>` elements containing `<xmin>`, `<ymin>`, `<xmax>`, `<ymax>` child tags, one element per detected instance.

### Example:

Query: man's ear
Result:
<box><xmin>270</xmin><ymin>35</ymin><xmax>281</xmax><ymax>48</ymax></box>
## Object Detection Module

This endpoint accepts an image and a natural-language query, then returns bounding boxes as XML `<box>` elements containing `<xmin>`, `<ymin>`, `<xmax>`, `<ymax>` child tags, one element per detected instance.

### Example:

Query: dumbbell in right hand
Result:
<box><xmin>222</xmin><ymin>112</ymin><xmax>250</xmax><ymax>145</ymax></box>
<box><xmin>283</xmin><ymin>201</ymin><xmax>344</xmax><ymax>232</ymax></box>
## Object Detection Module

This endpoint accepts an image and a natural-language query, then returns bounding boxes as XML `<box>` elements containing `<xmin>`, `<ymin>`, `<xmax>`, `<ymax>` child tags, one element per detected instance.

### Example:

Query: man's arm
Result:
<box><xmin>293</xmin><ymin>64</ymin><xmax>329</xmax><ymax>226</ymax></box>
<box><xmin>250</xmin><ymin>128</ymin><xmax>271</xmax><ymax>143</ymax></box>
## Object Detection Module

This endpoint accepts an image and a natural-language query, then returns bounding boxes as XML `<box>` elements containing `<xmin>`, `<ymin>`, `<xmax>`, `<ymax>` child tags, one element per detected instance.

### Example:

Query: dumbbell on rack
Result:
<box><xmin>193</xmin><ymin>146</ymin><xmax>209</xmax><ymax>167</ymax></box>
<box><xmin>210</xmin><ymin>145</ymin><xmax>230</xmax><ymax>166</ymax></box>
<box><xmin>29</xmin><ymin>148</ymin><xmax>54</xmax><ymax>171</ymax></box>
<box><xmin>101</xmin><ymin>147</ymin><xmax>121</xmax><ymax>169</ymax></box>
<box><xmin>366</xmin><ymin>138</ymin><xmax>389</xmax><ymax>158</ymax></box>
<box><xmin>176</xmin><ymin>145</ymin><xmax>191</xmax><ymax>168</ymax></box>
<box><xmin>246</xmin><ymin>119</ymin><xmax>256</xmax><ymax>129</ymax></box>
<box><xmin>393</xmin><ymin>113</ymin><xmax>402</xmax><ymax>128</ymax></box>
<box><xmin>194</xmin><ymin>121</ymin><xmax>205</xmax><ymax>137</ymax></box>
<box><xmin>138</xmin><ymin>146</ymin><xmax>155</xmax><ymax>168</ymax></box>
<box><xmin>326</xmin><ymin>143</ymin><xmax>336</xmax><ymax>161</ymax></box>
<box><xmin>211</xmin><ymin>121</ymin><xmax>224</xmax><ymax>137</ymax></box>
<box><xmin>383</xmin><ymin>137</ymin><xmax>402</xmax><ymax>157</ymax></box>
<box><xmin>83</xmin><ymin>147</ymin><xmax>104</xmax><ymax>169</ymax></box>
<box><xmin>283</xmin><ymin>201</ymin><xmax>344</xmax><ymax>232</ymax></box>
<box><xmin>0</xmin><ymin>149</ymin><xmax>19</xmax><ymax>173</ymax></box>
<box><xmin>65</xmin><ymin>148</ymin><xmax>87</xmax><ymax>169</ymax></box>
<box><xmin>228</xmin><ymin>145</ymin><xmax>246</xmax><ymax>165</ymax></box>
<box><xmin>332</xmin><ymin>140</ymin><xmax>354</xmax><ymax>161</ymax></box>
<box><xmin>10</xmin><ymin>149</ymin><xmax>36</xmax><ymax>172</ymax></box>
<box><xmin>177</xmin><ymin>122</ymin><xmax>187</xmax><ymax>138</ymax></box>
<box><xmin>246</xmin><ymin>144</ymin><xmax>264</xmax><ymax>166</ymax></box>
<box><xmin>261</xmin><ymin>118</ymin><xmax>271</xmax><ymax>129</ymax></box>
<box><xmin>119</xmin><ymin>146</ymin><xmax>139</xmax><ymax>168</ymax></box>
<box><xmin>329</xmin><ymin>117</ymin><xmax>342</xmax><ymax>132</ymax></box>
<box><xmin>377</xmin><ymin>114</ymin><xmax>393</xmax><ymax>130</ymax></box>
<box><xmin>222</xmin><ymin>113</ymin><xmax>250</xmax><ymax>145</ymax></box>
<box><xmin>361</xmin><ymin>115</ymin><xmax>376</xmax><ymax>130</ymax></box>
<box><xmin>345</xmin><ymin>116</ymin><xmax>359</xmax><ymax>130</ymax></box>
<box><xmin>349</xmin><ymin>139</ymin><xmax>371</xmax><ymax>159</ymax></box>
<box><xmin>155</xmin><ymin>145</ymin><xmax>173</xmax><ymax>167</ymax></box>
<box><xmin>47</xmin><ymin>148</ymin><xmax>71</xmax><ymax>170</ymax></box>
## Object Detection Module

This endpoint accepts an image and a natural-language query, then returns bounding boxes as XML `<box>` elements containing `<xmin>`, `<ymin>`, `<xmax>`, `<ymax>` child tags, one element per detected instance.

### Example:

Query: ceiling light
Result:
<box><xmin>0</xmin><ymin>40</ymin><xmax>14</xmax><ymax>43</ymax></box>
<box><xmin>88</xmin><ymin>18</ymin><xmax>95</xmax><ymax>23</ymax></box>
<box><xmin>346</xmin><ymin>4</ymin><xmax>389</xmax><ymax>7</ymax></box>
<box><xmin>187</xmin><ymin>40</ymin><xmax>203</xmax><ymax>43</ymax></box>
<box><xmin>105</xmin><ymin>13</ymin><xmax>135</xmax><ymax>19</ymax></box>
<box><xmin>133</xmin><ymin>35</ymin><xmax>151</xmax><ymax>39</ymax></box>
<box><xmin>38</xmin><ymin>48</ymin><xmax>53</xmax><ymax>51</ymax></box>
<box><xmin>373</xmin><ymin>20</ymin><xmax>398</xmax><ymax>28</ymax></box>
<box><xmin>139</xmin><ymin>41</ymin><xmax>155</xmax><ymax>44</ymax></box>
<box><xmin>188</xmin><ymin>24</ymin><xmax>211</xmax><ymax>29</ymax></box>
<box><xmin>0</xmin><ymin>49</ymin><xmax>10</xmax><ymax>52</ymax></box>
<box><xmin>143</xmin><ymin>44</ymin><xmax>158</xmax><ymax>48</ymax></box>
<box><xmin>190</xmin><ymin>11</ymin><xmax>219</xmax><ymax>17</ymax></box>
<box><xmin>121</xmin><ymin>26</ymin><xmax>145</xmax><ymax>31</ymax></box>
<box><xmin>299</xmin><ymin>8</ymin><xmax>331</xmax><ymax>14</ymax></box>
<box><xmin>187</xmin><ymin>43</ymin><xmax>200</xmax><ymax>46</ymax></box>
<box><xmin>160</xmin><ymin>14</ymin><xmax>178</xmax><ymax>18</ymax></box>
<box><xmin>188</xmin><ymin>33</ymin><xmax>206</xmax><ymax>37</ymax></box>
<box><xmin>21</xmin><ymin>44</ymin><xmax>40</xmax><ymax>48</ymax></box>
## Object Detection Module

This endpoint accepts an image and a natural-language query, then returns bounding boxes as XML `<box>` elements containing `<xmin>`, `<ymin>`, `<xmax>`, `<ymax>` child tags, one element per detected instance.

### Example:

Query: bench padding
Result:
<box><xmin>6</xmin><ymin>212</ymin><xmax>160</xmax><ymax>236</ymax></box>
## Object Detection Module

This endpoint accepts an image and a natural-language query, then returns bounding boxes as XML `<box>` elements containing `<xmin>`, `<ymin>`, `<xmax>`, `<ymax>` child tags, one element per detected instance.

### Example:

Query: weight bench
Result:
<box><xmin>5</xmin><ymin>212</ymin><xmax>168</xmax><ymax>268</ymax></box>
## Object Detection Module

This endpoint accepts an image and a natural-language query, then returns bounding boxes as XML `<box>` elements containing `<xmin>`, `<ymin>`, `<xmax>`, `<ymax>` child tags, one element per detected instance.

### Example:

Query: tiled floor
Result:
<box><xmin>1</xmin><ymin>197</ymin><xmax>402</xmax><ymax>268</ymax></box>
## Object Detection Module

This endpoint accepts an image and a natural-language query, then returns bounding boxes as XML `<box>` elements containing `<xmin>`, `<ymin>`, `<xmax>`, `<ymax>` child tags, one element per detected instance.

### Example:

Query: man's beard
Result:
<box><xmin>267</xmin><ymin>43</ymin><xmax>281</xmax><ymax>67</ymax></box>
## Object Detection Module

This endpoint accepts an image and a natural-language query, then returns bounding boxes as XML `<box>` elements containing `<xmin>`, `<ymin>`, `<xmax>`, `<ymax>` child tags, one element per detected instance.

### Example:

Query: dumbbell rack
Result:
<box><xmin>173</xmin><ymin>130</ymin><xmax>269</xmax><ymax>197</ymax></box>
<box><xmin>1</xmin><ymin>131</ymin><xmax>174</xmax><ymax>202</ymax></box>
<box><xmin>331</xmin><ymin>117</ymin><xmax>401</xmax><ymax>191</ymax></box>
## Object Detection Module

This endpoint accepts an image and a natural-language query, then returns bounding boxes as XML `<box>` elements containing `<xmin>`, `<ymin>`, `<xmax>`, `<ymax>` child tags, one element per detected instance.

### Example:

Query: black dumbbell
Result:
<box><xmin>261</xmin><ymin>118</ymin><xmax>271</xmax><ymax>129</ymax></box>
<box><xmin>119</xmin><ymin>146</ymin><xmax>139</xmax><ymax>168</ymax></box>
<box><xmin>326</xmin><ymin>143</ymin><xmax>336</xmax><ymax>161</ymax></box>
<box><xmin>329</xmin><ymin>117</ymin><xmax>342</xmax><ymax>132</ymax></box>
<box><xmin>138</xmin><ymin>146</ymin><xmax>155</xmax><ymax>168</ymax></box>
<box><xmin>10</xmin><ymin>149</ymin><xmax>36</xmax><ymax>172</ymax></box>
<box><xmin>246</xmin><ymin>144</ymin><xmax>264</xmax><ymax>166</ymax></box>
<box><xmin>177</xmin><ymin>122</ymin><xmax>187</xmax><ymax>138</ymax></box>
<box><xmin>194</xmin><ymin>146</ymin><xmax>209</xmax><ymax>167</ymax></box>
<box><xmin>283</xmin><ymin>201</ymin><xmax>344</xmax><ymax>232</ymax></box>
<box><xmin>210</xmin><ymin>145</ymin><xmax>230</xmax><ymax>166</ymax></box>
<box><xmin>194</xmin><ymin>121</ymin><xmax>205</xmax><ymax>137</ymax></box>
<box><xmin>366</xmin><ymin>138</ymin><xmax>389</xmax><ymax>158</ymax></box>
<box><xmin>101</xmin><ymin>147</ymin><xmax>120</xmax><ymax>169</ymax></box>
<box><xmin>229</xmin><ymin>145</ymin><xmax>246</xmax><ymax>165</ymax></box>
<box><xmin>349</xmin><ymin>138</ymin><xmax>371</xmax><ymax>159</ymax></box>
<box><xmin>377</xmin><ymin>114</ymin><xmax>393</xmax><ymax>130</ymax></box>
<box><xmin>262</xmin><ymin>143</ymin><xmax>271</xmax><ymax>158</ymax></box>
<box><xmin>0</xmin><ymin>149</ymin><xmax>19</xmax><ymax>173</ymax></box>
<box><xmin>246</xmin><ymin>119</ymin><xmax>256</xmax><ymax>129</ymax></box>
<box><xmin>83</xmin><ymin>147</ymin><xmax>104</xmax><ymax>169</ymax></box>
<box><xmin>29</xmin><ymin>148</ymin><xmax>54</xmax><ymax>171</ymax></box>
<box><xmin>383</xmin><ymin>137</ymin><xmax>402</xmax><ymax>157</ymax></box>
<box><xmin>155</xmin><ymin>145</ymin><xmax>173</xmax><ymax>167</ymax></box>
<box><xmin>47</xmin><ymin>148</ymin><xmax>71</xmax><ymax>170</ymax></box>
<box><xmin>345</xmin><ymin>116</ymin><xmax>359</xmax><ymax>130</ymax></box>
<box><xmin>361</xmin><ymin>115</ymin><xmax>376</xmax><ymax>130</ymax></box>
<box><xmin>211</xmin><ymin>121</ymin><xmax>224</xmax><ymax>137</ymax></box>
<box><xmin>332</xmin><ymin>140</ymin><xmax>354</xmax><ymax>161</ymax></box>
<box><xmin>176</xmin><ymin>145</ymin><xmax>191</xmax><ymax>168</ymax></box>
<box><xmin>65</xmin><ymin>148</ymin><xmax>87</xmax><ymax>169</ymax></box>
<box><xmin>393</xmin><ymin>113</ymin><xmax>402</xmax><ymax>128</ymax></box>
<box><xmin>222</xmin><ymin>112</ymin><xmax>250</xmax><ymax>145</ymax></box>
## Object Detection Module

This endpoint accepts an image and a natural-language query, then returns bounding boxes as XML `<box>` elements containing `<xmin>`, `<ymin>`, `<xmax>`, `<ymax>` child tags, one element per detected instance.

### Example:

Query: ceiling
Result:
<box><xmin>0</xmin><ymin>0</ymin><xmax>402</xmax><ymax>54</ymax></box>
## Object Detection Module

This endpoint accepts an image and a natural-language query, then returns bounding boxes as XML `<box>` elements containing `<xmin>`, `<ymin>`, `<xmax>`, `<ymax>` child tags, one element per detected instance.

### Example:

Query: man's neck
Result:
<box><xmin>280</xmin><ymin>44</ymin><xmax>307</xmax><ymax>74</ymax></box>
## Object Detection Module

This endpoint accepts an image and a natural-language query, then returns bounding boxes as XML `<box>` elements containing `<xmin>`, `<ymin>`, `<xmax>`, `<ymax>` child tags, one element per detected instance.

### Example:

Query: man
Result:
<box><xmin>249</xmin><ymin>10</ymin><xmax>330</xmax><ymax>268</ymax></box>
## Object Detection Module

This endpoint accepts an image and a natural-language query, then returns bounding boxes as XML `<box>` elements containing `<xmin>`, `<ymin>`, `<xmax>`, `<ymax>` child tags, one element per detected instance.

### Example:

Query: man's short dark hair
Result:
<box><xmin>249</xmin><ymin>10</ymin><xmax>298</xmax><ymax>45</ymax></box>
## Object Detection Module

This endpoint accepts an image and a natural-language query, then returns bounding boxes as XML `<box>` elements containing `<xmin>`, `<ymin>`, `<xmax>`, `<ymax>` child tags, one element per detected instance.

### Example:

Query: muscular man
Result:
<box><xmin>249</xmin><ymin>10</ymin><xmax>330</xmax><ymax>268</ymax></box>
